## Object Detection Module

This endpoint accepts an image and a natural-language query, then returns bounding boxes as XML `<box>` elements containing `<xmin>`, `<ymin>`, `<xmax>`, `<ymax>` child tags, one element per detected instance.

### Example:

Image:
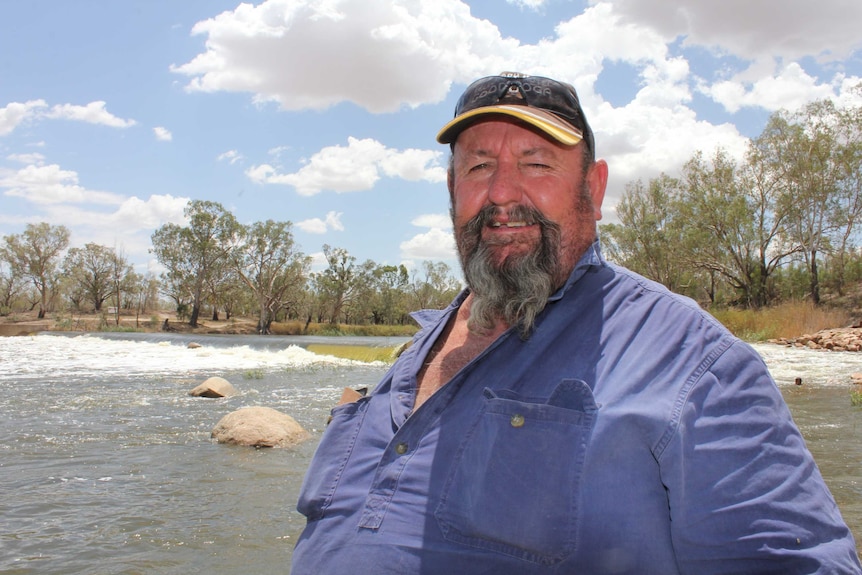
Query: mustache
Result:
<box><xmin>464</xmin><ymin>204</ymin><xmax>553</xmax><ymax>236</ymax></box>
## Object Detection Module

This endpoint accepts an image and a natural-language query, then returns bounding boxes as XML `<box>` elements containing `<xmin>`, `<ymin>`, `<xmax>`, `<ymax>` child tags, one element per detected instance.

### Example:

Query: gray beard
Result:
<box><xmin>457</xmin><ymin>204</ymin><xmax>562</xmax><ymax>339</ymax></box>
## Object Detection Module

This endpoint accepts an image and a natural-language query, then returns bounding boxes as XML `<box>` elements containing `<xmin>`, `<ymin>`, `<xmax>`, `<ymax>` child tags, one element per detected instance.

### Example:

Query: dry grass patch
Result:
<box><xmin>710</xmin><ymin>301</ymin><xmax>852</xmax><ymax>341</ymax></box>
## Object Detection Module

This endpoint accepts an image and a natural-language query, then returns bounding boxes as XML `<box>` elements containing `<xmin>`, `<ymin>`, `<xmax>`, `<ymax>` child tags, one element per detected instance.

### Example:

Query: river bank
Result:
<box><xmin>0</xmin><ymin>310</ymin><xmax>417</xmax><ymax>338</ymax></box>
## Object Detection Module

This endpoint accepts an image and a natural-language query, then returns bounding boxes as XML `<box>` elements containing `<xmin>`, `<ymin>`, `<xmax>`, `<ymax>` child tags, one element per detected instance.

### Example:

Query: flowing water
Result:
<box><xmin>1</xmin><ymin>332</ymin><xmax>861</xmax><ymax>573</ymax></box>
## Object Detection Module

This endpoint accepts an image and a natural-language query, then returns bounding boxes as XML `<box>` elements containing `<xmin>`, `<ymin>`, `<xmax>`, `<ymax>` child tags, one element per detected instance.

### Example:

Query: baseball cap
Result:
<box><xmin>436</xmin><ymin>72</ymin><xmax>594</xmax><ymax>156</ymax></box>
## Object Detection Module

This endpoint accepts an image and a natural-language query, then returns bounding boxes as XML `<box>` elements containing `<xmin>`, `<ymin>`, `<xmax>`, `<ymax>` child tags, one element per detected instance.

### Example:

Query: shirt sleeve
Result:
<box><xmin>658</xmin><ymin>341</ymin><xmax>861</xmax><ymax>574</ymax></box>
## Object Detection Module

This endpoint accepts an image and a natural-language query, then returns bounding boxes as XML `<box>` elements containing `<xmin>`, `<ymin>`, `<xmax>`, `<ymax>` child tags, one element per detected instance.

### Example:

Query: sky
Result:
<box><xmin>2</xmin><ymin>0</ymin><xmax>862</xmax><ymax>278</ymax></box>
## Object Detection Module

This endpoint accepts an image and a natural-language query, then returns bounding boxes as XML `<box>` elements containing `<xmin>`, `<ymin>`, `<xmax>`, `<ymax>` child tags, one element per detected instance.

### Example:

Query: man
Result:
<box><xmin>291</xmin><ymin>72</ymin><xmax>861</xmax><ymax>574</ymax></box>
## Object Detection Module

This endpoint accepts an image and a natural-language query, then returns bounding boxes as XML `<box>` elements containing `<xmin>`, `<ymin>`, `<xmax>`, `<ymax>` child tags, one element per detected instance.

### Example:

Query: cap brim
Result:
<box><xmin>436</xmin><ymin>104</ymin><xmax>584</xmax><ymax>146</ymax></box>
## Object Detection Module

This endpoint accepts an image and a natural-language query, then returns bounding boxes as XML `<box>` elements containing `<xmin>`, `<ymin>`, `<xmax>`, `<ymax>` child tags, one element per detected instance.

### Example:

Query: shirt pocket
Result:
<box><xmin>296</xmin><ymin>396</ymin><xmax>369</xmax><ymax>521</ymax></box>
<box><xmin>435</xmin><ymin>379</ymin><xmax>597</xmax><ymax>566</ymax></box>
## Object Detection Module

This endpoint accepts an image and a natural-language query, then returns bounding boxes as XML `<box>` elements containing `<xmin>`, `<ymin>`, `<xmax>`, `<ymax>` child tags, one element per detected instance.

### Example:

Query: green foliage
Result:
<box><xmin>850</xmin><ymin>390</ymin><xmax>862</xmax><ymax>407</ymax></box>
<box><xmin>242</xmin><ymin>368</ymin><xmax>265</xmax><ymax>380</ymax></box>
<box><xmin>306</xmin><ymin>343</ymin><xmax>403</xmax><ymax>363</ymax></box>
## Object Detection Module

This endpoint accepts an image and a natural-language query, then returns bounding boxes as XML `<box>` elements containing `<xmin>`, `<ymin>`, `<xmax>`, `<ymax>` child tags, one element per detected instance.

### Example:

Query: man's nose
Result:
<box><xmin>486</xmin><ymin>163</ymin><xmax>523</xmax><ymax>206</ymax></box>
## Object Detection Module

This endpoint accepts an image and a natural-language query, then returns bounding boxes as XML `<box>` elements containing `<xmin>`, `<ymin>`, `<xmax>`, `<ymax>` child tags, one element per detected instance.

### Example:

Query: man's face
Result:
<box><xmin>449</xmin><ymin>118</ymin><xmax>607</xmax><ymax>291</ymax></box>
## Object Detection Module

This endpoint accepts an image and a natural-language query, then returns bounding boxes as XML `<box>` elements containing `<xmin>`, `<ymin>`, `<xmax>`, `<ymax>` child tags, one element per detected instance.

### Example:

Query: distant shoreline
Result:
<box><xmin>0</xmin><ymin>311</ymin><xmax>419</xmax><ymax>339</ymax></box>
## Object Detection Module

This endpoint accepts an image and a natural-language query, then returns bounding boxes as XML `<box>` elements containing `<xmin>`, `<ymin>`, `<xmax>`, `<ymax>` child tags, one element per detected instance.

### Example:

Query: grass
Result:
<box><xmin>709</xmin><ymin>301</ymin><xmax>853</xmax><ymax>342</ymax></box>
<box><xmin>851</xmin><ymin>390</ymin><xmax>862</xmax><ymax>407</ymax></box>
<box><xmin>270</xmin><ymin>321</ymin><xmax>418</xmax><ymax>337</ymax></box>
<box><xmin>305</xmin><ymin>343</ymin><xmax>404</xmax><ymax>363</ymax></box>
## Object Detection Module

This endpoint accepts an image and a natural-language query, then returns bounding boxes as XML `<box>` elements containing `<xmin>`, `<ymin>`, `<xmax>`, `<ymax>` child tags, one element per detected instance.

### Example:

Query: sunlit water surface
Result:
<box><xmin>1</xmin><ymin>333</ymin><xmax>861</xmax><ymax>573</ymax></box>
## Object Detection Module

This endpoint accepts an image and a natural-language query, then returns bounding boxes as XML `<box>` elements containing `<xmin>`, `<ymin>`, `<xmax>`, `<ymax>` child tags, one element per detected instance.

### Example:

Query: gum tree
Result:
<box><xmin>1</xmin><ymin>223</ymin><xmax>70</xmax><ymax>318</ymax></box>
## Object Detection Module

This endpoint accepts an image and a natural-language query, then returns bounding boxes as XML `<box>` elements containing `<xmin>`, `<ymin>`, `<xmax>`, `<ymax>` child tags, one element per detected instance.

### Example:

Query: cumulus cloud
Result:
<box><xmin>701</xmin><ymin>62</ymin><xmax>852</xmax><ymax>114</ymax></box>
<box><xmin>246</xmin><ymin>137</ymin><xmax>446</xmax><ymax>195</ymax></box>
<box><xmin>0</xmin><ymin>164</ymin><xmax>125</xmax><ymax>205</ymax></box>
<box><xmin>45</xmin><ymin>102</ymin><xmax>136</xmax><ymax>128</ymax></box>
<box><xmin>399</xmin><ymin>212</ymin><xmax>455</xmax><ymax>261</ymax></box>
<box><xmin>0</xmin><ymin>100</ymin><xmax>48</xmax><ymax>136</ymax></box>
<box><xmin>0</xmin><ymin>99</ymin><xmax>136</xmax><ymax>135</ymax></box>
<box><xmin>411</xmin><ymin>213</ymin><xmax>452</xmax><ymax>229</ymax></box>
<box><xmin>171</xmin><ymin>0</ymin><xmax>510</xmax><ymax>112</ymax></box>
<box><xmin>297</xmin><ymin>211</ymin><xmax>344</xmax><ymax>234</ymax></box>
<box><xmin>153</xmin><ymin>126</ymin><xmax>173</xmax><ymax>141</ymax></box>
<box><xmin>596</xmin><ymin>0</ymin><xmax>862</xmax><ymax>62</ymax></box>
<box><xmin>400</xmin><ymin>227</ymin><xmax>456</xmax><ymax>260</ymax></box>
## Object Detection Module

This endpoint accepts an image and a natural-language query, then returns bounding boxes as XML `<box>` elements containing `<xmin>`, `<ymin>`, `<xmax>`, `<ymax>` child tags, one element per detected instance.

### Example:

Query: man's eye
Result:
<box><xmin>468</xmin><ymin>163</ymin><xmax>490</xmax><ymax>172</ymax></box>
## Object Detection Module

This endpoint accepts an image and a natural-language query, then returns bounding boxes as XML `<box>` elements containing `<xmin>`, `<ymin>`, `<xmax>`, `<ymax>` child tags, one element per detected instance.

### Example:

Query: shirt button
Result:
<box><xmin>510</xmin><ymin>414</ymin><xmax>525</xmax><ymax>428</ymax></box>
<box><xmin>395</xmin><ymin>442</ymin><xmax>409</xmax><ymax>455</ymax></box>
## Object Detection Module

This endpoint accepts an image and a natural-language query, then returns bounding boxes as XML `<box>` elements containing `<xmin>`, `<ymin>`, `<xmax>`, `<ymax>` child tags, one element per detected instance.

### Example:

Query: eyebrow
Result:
<box><xmin>463</xmin><ymin>146</ymin><xmax>555</xmax><ymax>159</ymax></box>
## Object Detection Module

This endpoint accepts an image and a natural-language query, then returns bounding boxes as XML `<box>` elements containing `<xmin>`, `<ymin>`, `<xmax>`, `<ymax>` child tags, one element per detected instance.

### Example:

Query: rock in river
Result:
<box><xmin>211</xmin><ymin>406</ymin><xmax>310</xmax><ymax>448</ymax></box>
<box><xmin>189</xmin><ymin>376</ymin><xmax>238</xmax><ymax>398</ymax></box>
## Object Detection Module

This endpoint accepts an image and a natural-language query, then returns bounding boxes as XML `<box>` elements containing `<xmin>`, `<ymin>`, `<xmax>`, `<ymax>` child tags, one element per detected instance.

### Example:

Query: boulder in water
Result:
<box><xmin>189</xmin><ymin>376</ymin><xmax>238</xmax><ymax>398</ymax></box>
<box><xmin>211</xmin><ymin>406</ymin><xmax>309</xmax><ymax>448</ymax></box>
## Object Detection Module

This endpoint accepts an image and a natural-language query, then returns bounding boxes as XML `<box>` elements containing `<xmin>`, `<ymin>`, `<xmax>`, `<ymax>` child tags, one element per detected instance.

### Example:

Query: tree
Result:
<box><xmin>313</xmin><ymin>245</ymin><xmax>360</xmax><ymax>324</ymax></box>
<box><xmin>229</xmin><ymin>219</ymin><xmax>309</xmax><ymax>334</ymax></box>
<box><xmin>675</xmin><ymin>150</ymin><xmax>772</xmax><ymax>307</ymax></box>
<box><xmin>824</xmin><ymin>92</ymin><xmax>862</xmax><ymax>295</ymax></box>
<box><xmin>368</xmin><ymin>264</ymin><xmax>410</xmax><ymax>325</ymax></box>
<box><xmin>600</xmin><ymin>175</ymin><xmax>689</xmax><ymax>293</ymax></box>
<box><xmin>151</xmin><ymin>200</ymin><xmax>238</xmax><ymax>327</ymax></box>
<box><xmin>63</xmin><ymin>243</ymin><xmax>117</xmax><ymax>311</ymax></box>
<box><xmin>0</xmin><ymin>258</ymin><xmax>26</xmax><ymax>314</ymax></box>
<box><xmin>410</xmin><ymin>260</ymin><xmax>461</xmax><ymax>311</ymax></box>
<box><xmin>1</xmin><ymin>223</ymin><xmax>70</xmax><ymax>318</ymax></box>
<box><xmin>758</xmin><ymin>101</ymin><xmax>847</xmax><ymax>304</ymax></box>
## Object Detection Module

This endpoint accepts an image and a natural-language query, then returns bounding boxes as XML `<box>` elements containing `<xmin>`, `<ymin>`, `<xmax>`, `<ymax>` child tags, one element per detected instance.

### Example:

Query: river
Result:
<box><xmin>1</xmin><ymin>332</ymin><xmax>861</xmax><ymax>573</ymax></box>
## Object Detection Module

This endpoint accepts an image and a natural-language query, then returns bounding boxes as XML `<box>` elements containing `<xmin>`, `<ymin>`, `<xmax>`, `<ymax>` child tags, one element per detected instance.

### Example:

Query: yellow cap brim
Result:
<box><xmin>436</xmin><ymin>104</ymin><xmax>584</xmax><ymax>146</ymax></box>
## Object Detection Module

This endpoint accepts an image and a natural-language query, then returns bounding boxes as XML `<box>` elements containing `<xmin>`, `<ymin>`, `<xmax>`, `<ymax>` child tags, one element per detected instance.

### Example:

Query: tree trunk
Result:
<box><xmin>809</xmin><ymin>250</ymin><xmax>820</xmax><ymax>305</ymax></box>
<box><xmin>189</xmin><ymin>304</ymin><xmax>201</xmax><ymax>327</ymax></box>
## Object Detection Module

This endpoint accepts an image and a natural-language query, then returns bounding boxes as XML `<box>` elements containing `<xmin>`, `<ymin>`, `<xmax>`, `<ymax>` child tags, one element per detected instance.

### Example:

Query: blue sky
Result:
<box><xmin>2</xmin><ymin>0</ymin><xmax>861</xmax><ymax>277</ymax></box>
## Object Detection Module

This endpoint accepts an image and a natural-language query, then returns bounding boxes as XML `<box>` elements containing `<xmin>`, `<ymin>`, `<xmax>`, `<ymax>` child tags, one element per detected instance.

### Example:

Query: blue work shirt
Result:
<box><xmin>292</xmin><ymin>241</ymin><xmax>861</xmax><ymax>574</ymax></box>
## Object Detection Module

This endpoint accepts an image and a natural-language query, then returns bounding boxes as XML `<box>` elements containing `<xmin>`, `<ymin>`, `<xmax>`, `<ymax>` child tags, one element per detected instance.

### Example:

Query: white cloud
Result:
<box><xmin>7</xmin><ymin>152</ymin><xmax>45</xmax><ymax>165</ymax></box>
<box><xmin>297</xmin><ymin>210</ymin><xmax>344</xmax><ymax>234</ymax></box>
<box><xmin>702</xmin><ymin>62</ymin><xmax>854</xmax><ymax>114</ymax></box>
<box><xmin>595</xmin><ymin>0</ymin><xmax>862</xmax><ymax>62</ymax></box>
<box><xmin>153</xmin><ymin>126</ymin><xmax>173</xmax><ymax>141</ymax></box>
<box><xmin>0</xmin><ymin>99</ymin><xmax>137</xmax><ymax>136</ymax></box>
<box><xmin>0</xmin><ymin>164</ymin><xmax>125</xmax><ymax>205</ymax></box>
<box><xmin>171</xmin><ymin>0</ymin><xmax>512</xmax><ymax>112</ymax></box>
<box><xmin>0</xmin><ymin>100</ymin><xmax>47</xmax><ymax>136</ymax></box>
<box><xmin>45</xmin><ymin>101</ymin><xmax>136</xmax><ymax>128</ymax></box>
<box><xmin>217</xmin><ymin>149</ymin><xmax>244</xmax><ymax>164</ymax></box>
<box><xmin>108</xmin><ymin>194</ymin><xmax>189</xmax><ymax>231</ymax></box>
<box><xmin>507</xmin><ymin>0</ymin><xmax>546</xmax><ymax>9</ymax></box>
<box><xmin>400</xmin><ymin>227</ymin><xmax>456</xmax><ymax>260</ymax></box>
<box><xmin>247</xmin><ymin>137</ymin><xmax>446</xmax><ymax>195</ymax></box>
<box><xmin>412</xmin><ymin>213</ymin><xmax>451</xmax><ymax>229</ymax></box>
<box><xmin>400</xmin><ymin>212</ymin><xmax>455</xmax><ymax>260</ymax></box>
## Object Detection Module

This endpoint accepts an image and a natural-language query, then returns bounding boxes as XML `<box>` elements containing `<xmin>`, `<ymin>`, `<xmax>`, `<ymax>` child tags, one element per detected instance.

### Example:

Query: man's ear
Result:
<box><xmin>586</xmin><ymin>159</ymin><xmax>608</xmax><ymax>221</ymax></box>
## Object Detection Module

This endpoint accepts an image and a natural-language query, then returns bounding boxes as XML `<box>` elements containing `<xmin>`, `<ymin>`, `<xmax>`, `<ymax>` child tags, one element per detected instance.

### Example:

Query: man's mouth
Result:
<box><xmin>490</xmin><ymin>221</ymin><xmax>530</xmax><ymax>228</ymax></box>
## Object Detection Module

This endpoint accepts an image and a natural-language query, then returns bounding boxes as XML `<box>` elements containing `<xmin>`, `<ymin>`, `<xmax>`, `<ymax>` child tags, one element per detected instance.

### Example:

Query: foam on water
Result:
<box><xmin>0</xmin><ymin>333</ymin><xmax>367</xmax><ymax>381</ymax></box>
<box><xmin>3</xmin><ymin>334</ymin><xmax>862</xmax><ymax>388</ymax></box>
<box><xmin>751</xmin><ymin>342</ymin><xmax>862</xmax><ymax>387</ymax></box>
